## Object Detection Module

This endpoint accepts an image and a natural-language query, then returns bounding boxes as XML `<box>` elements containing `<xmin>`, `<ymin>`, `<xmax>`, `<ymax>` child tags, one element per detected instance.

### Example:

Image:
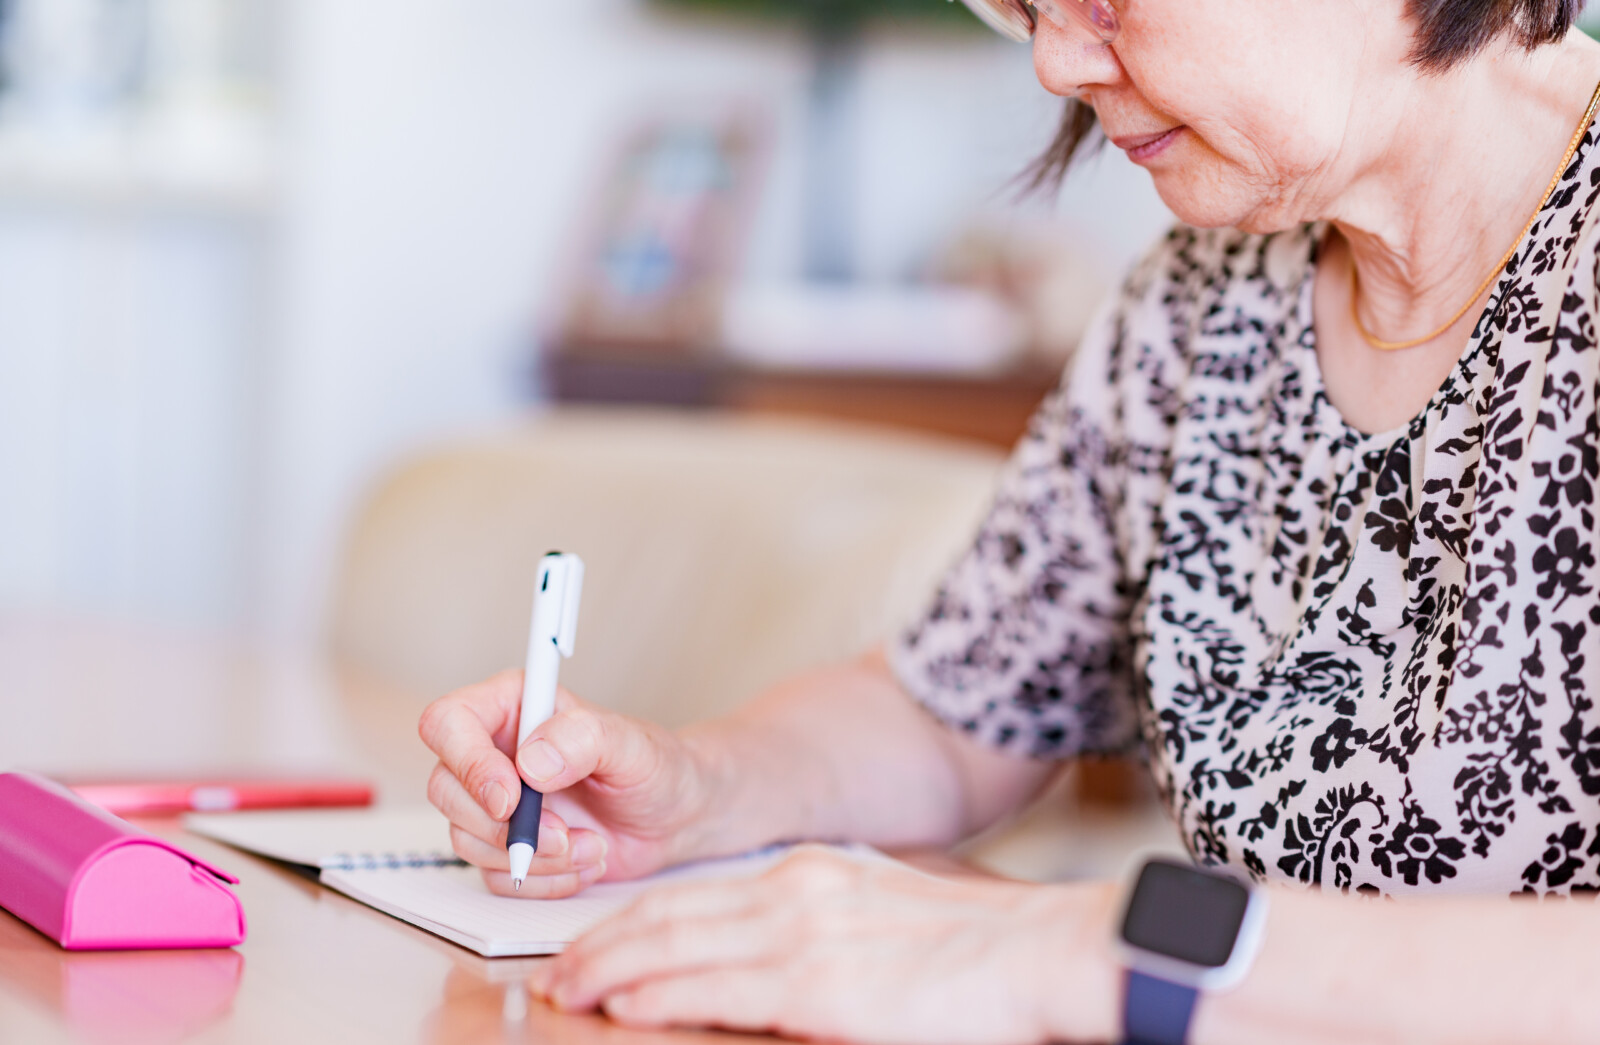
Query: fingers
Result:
<box><xmin>602</xmin><ymin>968</ymin><xmax>785</xmax><ymax>1034</ymax></box>
<box><xmin>432</xmin><ymin>764</ymin><xmax>610</xmax><ymax>879</ymax></box>
<box><xmin>533</xmin><ymin>879</ymin><xmax>775</xmax><ymax>1011</ymax></box>
<box><xmin>559</xmin><ymin>878</ymin><xmax>763</xmax><ymax>963</ymax></box>
<box><xmin>418</xmin><ymin>671</ymin><xmax>526</xmax><ymax>821</ymax></box>
<box><xmin>429</xmin><ymin>761</ymin><xmax>585</xmax><ymax>856</ymax></box>
<box><xmin>516</xmin><ymin>692</ymin><xmax>666</xmax><ymax>797</ymax></box>
<box><xmin>427</xmin><ymin>761</ymin><xmax>516</xmax><ymax>847</ymax></box>
<box><xmin>481</xmin><ymin>862</ymin><xmax>607</xmax><ymax>899</ymax></box>
<box><xmin>529</xmin><ymin>849</ymin><xmax>879</xmax><ymax>1015</ymax></box>
<box><xmin>451</xmin><ymin>818</ymin><xmax>606</xmax><ymax>872</ymax></box>
<box><xmin>447</xmin><ymin>818</ymin><xmax>575</xmax><ymax>870</ymax></box>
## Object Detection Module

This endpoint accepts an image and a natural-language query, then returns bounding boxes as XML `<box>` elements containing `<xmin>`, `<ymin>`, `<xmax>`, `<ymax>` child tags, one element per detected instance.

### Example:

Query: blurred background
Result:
<box><xmin>0</xmin><ymin>0</ymin><xmax>1178</xmax><ymax>649</ymax></box>
<box><xmin>13</xmin><ymin>0</ymin><xmax>1597</xmax><ymax>883</ymax></box>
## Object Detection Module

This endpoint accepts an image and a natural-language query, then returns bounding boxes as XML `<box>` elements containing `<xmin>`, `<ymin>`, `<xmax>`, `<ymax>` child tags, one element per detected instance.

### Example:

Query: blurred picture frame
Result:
<box><xmin>555</xmin><ymin>106</ymin><xmax>770</xmax><ymax>355</ymax></box>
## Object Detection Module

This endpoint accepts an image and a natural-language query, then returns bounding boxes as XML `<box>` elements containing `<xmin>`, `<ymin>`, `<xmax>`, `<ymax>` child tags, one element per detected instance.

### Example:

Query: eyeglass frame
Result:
<box><xmin>954</xmin><ymin>0</ymin><xmax>1122</xmax><ymax>45</ymax></box>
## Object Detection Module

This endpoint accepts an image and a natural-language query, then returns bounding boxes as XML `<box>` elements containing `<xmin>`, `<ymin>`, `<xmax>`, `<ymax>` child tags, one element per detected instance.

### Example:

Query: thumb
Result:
<box><xmin>516</xmin><ymin>689</ymin><xmax>669</xmax><ymax>796</ymax></box>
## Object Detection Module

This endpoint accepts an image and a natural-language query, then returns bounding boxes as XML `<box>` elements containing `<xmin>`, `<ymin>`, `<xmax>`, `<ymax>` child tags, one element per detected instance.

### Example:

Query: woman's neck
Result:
<box><xmin>1326</xmin><ymin>33</ymin><xmax>1600</xmax><ymax>342</ymax></box>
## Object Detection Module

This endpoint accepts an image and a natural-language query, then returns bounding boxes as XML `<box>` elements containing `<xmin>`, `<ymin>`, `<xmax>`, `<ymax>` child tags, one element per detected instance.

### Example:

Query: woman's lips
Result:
<box><xmin>1111</xmin><ymin>127</ymin><xmax>1184</xmax><ymax>162</ymax></box>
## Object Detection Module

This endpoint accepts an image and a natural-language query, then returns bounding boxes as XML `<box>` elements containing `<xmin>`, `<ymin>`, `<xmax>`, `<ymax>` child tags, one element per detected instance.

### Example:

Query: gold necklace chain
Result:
<box><xmin>1350</xmin><ymin>77</ymin><xmax>1600</xmax><ymax>352</ymax></box>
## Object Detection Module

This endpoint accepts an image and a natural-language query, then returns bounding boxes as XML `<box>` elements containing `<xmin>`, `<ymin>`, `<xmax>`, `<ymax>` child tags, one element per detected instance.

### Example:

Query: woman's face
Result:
<box><xmin>1036</xmin><ymin>0</ymin><xmax>1412</xmax><ymax>231</ymax></box>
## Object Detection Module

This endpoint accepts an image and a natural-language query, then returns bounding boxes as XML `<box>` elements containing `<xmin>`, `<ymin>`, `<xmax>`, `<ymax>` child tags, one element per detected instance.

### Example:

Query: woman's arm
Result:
<box><xmin>1196</xmin><ymin>886</ymin><xmax>1600</xmax><ymax>1045</ymax></box>
<box><xmin>674</xmin><ymin>645</ymin><xmax>1059</xmax><ymax>861</ymax></box>
<box><xmin>419</xmin><ymin>644</ymin><xmax>1057</xmax><ymax>892</ymax></box>
<box><xmin>694</xmin><ymin>657</ymin><xmax>1600</xmax><ymax>1045</ymax></box>
<box><xmin>531</xmin><ymin>848</ymin><xmax>1600</xmax><ymax>1045</ymax></box>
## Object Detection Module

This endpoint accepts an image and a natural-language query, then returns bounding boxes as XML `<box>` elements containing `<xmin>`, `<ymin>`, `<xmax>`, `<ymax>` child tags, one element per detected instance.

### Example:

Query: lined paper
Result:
<box><xmin>321</xmin><ymin>847</ymin><xmax>800</xmax><ymax>957</ymax></box>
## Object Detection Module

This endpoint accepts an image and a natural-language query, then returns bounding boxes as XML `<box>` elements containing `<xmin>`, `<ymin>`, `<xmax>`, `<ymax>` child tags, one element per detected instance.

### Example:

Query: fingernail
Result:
<box><xmin>519</xmin><ymin>739</ymin><xmax>565</xmax><ymax>783</ymax></box>
<box><xmin>538</xmin><ymin>822</ymin><xmax>568</xmax><ymax>856</ymax></box>
<box><xmin>572</xmin><ymin>833</ymin><xmax>606</xmax><ymax>867</ymax></box>
<box><xmin>579</xmin><ymin>861</ymin><xmax>606</xmax><ymax>885</ymax></box>
<box><xmin>527</xmin><ymin>964</ymin><xmax>553</xmax><ymax>998</ymax></box>
<box><xmin>483</xmin><ymin>781</ymin><xmax>511</xmax><ymax>820</ymax></box>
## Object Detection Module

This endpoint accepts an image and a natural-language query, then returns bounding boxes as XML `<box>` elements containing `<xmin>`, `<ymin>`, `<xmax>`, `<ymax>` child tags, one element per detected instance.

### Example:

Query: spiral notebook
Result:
<box><xmin>186</xmin><ymin>806</ymin><xmax>461</xmax><ymax>871</ymax></box>
<box><xmin>184</xmin><ymin>806</ymin><xmax>843</xmax><ymax>957</ymax></box>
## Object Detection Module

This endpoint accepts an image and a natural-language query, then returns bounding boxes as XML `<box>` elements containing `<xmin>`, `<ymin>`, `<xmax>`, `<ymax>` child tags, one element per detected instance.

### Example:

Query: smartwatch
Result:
<box><xmin>1115</xmin><ymin>856</ymin><xmax>1267</xmax><ymax>1045</ymax></box>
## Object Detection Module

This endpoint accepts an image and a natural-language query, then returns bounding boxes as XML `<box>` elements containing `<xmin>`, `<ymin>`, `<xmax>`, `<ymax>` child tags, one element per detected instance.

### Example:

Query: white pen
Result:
<box><xmin>507</xmin><ymin>551</ymin><xmax>584</xmax><ymax>890</ymax></box>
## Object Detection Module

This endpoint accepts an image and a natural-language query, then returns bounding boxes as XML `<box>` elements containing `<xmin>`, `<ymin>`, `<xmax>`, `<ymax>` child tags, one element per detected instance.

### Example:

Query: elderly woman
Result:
<box><xmin>419</xmin><ymin>0</ymin><xmax>1600</xmax><ymax>1041</ymax></box>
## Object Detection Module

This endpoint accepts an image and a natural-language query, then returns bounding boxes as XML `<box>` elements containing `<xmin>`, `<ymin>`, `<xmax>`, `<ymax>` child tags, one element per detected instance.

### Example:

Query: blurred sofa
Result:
<box><xmin>326</xmin><ymin>406</ymin><xmax>1177</xmax><ymax>880</ymax></box>
<box><xmin>327</xmin><ymin>407</ymin><xmax>1003</xmax><ymax>726</ymax></box>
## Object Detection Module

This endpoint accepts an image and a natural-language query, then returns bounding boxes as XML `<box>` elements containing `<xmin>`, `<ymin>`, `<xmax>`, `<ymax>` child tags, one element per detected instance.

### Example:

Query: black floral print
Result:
<box><xmin>892</xmin><ymin>121</ymin><xmax>1600</xmax><ymax>897</ymax></box>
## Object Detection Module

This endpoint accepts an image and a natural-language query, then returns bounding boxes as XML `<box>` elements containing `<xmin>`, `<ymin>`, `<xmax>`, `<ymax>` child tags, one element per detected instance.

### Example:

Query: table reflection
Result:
<box><xmin>0</xmin><ymin>911</ymin><xmax>243</xmax><ymax>1044</ymax></box>
<box><xmin>423</xmin><ymin>964</ymin><xmax>775</xmax><ymax>1045</ymax></box>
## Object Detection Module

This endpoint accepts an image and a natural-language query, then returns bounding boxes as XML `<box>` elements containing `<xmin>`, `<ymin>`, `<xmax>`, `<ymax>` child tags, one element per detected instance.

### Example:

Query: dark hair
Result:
<box><xmin>1024</xmin><ymin>0</ymin><xmax>1584</xmax><ymax>190</ymax></box>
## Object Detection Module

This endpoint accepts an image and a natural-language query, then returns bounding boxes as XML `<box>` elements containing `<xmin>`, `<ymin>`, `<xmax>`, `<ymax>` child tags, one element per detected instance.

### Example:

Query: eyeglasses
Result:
<box><xmin>956</xmin><ymin>0</ymin><xmax>1121</xmax><ymax>44</ymax></box>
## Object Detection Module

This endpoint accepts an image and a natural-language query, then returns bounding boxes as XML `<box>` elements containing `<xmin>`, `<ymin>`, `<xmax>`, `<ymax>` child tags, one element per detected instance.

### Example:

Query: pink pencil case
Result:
<box><xmin>0</xmin><ymin>771</ymin><xmax>246</xmax><ymax>950</ymax></box>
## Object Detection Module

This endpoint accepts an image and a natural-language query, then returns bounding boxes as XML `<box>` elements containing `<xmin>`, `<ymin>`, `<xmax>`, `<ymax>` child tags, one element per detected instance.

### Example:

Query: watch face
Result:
<box><xmin>1121</xmin><ymin>860</ymin><xmax>1252</xmax><ymax>968</ymax></box>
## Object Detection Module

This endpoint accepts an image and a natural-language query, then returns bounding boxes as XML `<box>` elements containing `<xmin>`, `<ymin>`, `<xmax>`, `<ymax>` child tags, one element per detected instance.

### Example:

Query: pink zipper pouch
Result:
<box><xmin>0</xmin><ymin>772</ymin><xmax>246</xmax><ymax>950</ymax></box>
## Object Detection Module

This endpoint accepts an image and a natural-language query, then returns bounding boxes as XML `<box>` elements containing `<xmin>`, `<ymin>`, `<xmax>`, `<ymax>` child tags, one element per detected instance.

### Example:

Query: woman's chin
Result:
<box><xmin>1151</xmin><ymin>176</ymin><xmax>1296</xmax><ymax>235</ymax></box>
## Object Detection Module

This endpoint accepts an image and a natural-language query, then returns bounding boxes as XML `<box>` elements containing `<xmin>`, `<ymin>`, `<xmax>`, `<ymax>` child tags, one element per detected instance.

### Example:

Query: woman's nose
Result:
<box><xmin>1033</xmin><ymin>18</ymin><xmax>1126</xmax><ymax>98</ymax></box>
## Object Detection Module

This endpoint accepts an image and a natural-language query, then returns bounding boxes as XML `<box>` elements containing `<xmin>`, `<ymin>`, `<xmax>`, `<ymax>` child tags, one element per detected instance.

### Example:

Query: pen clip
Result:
<box><xmin>550</xmin><ymin>554</ymin><xmax>584</xmax><ymax>658</ymax></box>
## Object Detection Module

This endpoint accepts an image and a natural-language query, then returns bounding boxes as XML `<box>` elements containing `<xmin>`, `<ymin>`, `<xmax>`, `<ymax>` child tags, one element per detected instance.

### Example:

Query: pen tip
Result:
<box><xmin>513</xmin><ymin>878</ymin><xmax>522</xmax><ymax>891</ymax></box>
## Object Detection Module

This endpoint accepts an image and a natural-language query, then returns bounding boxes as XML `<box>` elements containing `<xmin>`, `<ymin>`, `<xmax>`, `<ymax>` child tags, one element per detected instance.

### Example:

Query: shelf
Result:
<box><xmin>546</xmin><ymin>348</ymin><xmax>1065</xmax><ymax>449</ymax></box>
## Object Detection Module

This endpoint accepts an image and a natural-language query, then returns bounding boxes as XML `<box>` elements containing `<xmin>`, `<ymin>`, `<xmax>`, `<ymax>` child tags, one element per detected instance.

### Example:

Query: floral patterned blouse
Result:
<box><xmin>891</xmin><ymin>123</ymin><xmax>1600</xmax><ymax>897</ymax></box>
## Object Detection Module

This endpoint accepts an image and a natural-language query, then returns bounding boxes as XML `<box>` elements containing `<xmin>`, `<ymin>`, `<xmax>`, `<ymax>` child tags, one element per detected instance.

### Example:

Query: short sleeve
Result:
<box><xmin>889</xmin><ymin>278</ymin><xmax>1149</xmax><ymax>760</ymax></box>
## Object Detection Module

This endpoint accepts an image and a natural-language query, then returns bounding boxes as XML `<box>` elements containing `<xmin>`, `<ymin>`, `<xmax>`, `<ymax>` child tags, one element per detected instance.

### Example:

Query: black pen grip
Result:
<box><xmin>507</xmin><ymin>781</ymin><xmax>544</xmax><ymax>852</ymax></box>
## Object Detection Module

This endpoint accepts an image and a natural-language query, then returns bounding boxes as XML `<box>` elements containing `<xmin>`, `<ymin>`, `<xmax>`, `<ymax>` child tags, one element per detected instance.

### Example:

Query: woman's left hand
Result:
<box><xmin>526</xmin><ymin>846</ymin><xmax>1121</xmax><ymax>1045</ymax></box>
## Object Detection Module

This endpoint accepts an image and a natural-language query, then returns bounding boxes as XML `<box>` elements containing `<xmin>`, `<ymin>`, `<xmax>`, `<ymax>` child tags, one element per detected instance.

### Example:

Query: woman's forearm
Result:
<box><xmin>674</xmin><ymin>646</ymin><xmax>1055</xmax><ymax>861</ymax></box>
<box><xmin>1197</xmin><ymin>886</ymin><xmax>1600</xmax><ymax>1045</ymax></box>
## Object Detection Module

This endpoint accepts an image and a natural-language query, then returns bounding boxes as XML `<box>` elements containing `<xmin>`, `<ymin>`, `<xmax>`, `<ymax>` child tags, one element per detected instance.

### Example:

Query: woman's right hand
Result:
<box><xmin>418</xmin><ymin>671</ymin><xmax>715</xmax><ymax>898</ymax></box>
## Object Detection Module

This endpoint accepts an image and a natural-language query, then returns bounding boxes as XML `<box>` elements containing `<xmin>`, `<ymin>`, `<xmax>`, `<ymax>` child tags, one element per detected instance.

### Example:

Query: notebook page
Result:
<box><xmin>185</xmin><ymin>806</ymin><xmax>457</xmax><ymax>869</ymax></box>
<box><xmin>321</xmin><ymin>865</ymin><xmax>638</xmax><ymax>956</ymax></box>
<box><xmin>321</xmin><ymin>845</ymin><xmax>850</xmax><ymax>957</ymax></box>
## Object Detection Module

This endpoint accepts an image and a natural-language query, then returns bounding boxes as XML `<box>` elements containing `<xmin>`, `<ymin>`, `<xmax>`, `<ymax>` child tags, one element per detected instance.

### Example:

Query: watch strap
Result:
<box><xmin>1121</xmin><ymin>970</ymin><xmax>1199</xmax><ymax>1045</ymax></box>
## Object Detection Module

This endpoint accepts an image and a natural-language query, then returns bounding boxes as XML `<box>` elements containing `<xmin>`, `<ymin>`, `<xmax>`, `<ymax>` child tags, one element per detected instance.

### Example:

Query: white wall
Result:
<box><xmin>0</xmin><ymin>202</ymin><xmax>266</xmax><ymax>624</ymax></box>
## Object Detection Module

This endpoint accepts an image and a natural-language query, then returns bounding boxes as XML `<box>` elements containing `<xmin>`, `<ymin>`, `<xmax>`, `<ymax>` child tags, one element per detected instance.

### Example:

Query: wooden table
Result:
<box><xmin>0</xmin><ymin>615</ymin><xmax>1177</xmax><ymax>1044</ymax></box>
<box><xmin>0</xmin><ymin>615</ymin><xmax>778</xmax><ymax>1045</ymax></box>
